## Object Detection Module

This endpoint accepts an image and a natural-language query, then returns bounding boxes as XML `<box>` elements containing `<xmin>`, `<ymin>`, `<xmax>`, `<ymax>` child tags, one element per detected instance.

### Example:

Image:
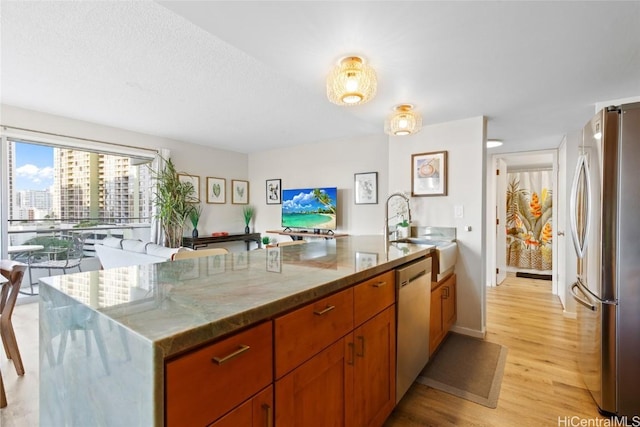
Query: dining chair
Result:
<box><xmin>29</xmin><ymin>233</ymin><xmax>88</xmax><ymax>278</ymax></box>
<box><xmin>0</xmin><ymin>364</ymin><xmax>5</xmax><ymax>408</ymax></box>
<box><xmin>277</xmin><ymin>240</ymin><xmax>307</xmax><ymax>247</ymax></box>
<box><xmin>0</xmin><ymin>260</ymin><xmax>27</xmax><ymax>377</ymax></box>
<box><xmin>171</xmin><ymin>247</ymin><xmax>229</xmax><ymax>260</ymax></box>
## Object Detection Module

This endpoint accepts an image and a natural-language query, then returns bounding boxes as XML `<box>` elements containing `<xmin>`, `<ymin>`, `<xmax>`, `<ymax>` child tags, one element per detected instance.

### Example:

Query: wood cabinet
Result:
<box><xmin>166</xmin><ymin>269</ymin><xmax>398</xmax><ymax>427</ymax></box>
<box><xmin>209</xmin><ymin>386</ymin><xmax>273</xmax><ymax>427</ymax></box>
<box><xmin>166</xmin><ymin>321</ymin><xmax>273</xmax><ymax>426</ymax></box>
<box><xmin>275</xmin><ymin>271</ymin><xmax>396</xmax><ymax>427</ymax></box>
<box><xmin>274</xmin><ymin>288</ymin><xmax>354</xmax><ymax>379</ymax></box>
<box><xmin>353</xmin><ymin>306</ymin><xmax>395</xmax><ymax>427</ymax></box>
<box><xmin>275</xmin><ymin>336</ymin><xmax>354</xmax><ymax>427</ymax></box>
<box><xmin>429</xmin><ymin>273</ymin><xmax>457</xmax><ymax>356</ymax></box>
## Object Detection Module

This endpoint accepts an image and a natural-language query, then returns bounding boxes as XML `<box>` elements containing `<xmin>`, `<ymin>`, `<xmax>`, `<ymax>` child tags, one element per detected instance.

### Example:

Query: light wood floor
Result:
<box><xmin>385</xmin><ymin>275</ymin><xmax>605</xmax><ymax>426</ymax></box>
<box><xmin>1</xmin><ymin>276</ymin><xmax>604</xmax><ymax>426</ymax></box>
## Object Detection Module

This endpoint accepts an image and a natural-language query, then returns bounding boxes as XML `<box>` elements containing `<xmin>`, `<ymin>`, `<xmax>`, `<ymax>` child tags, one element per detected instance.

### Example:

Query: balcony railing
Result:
<box><xmin>6</xmin><ymin>217</ymin><xmax>152</xmax><ymax>258</ymax></box>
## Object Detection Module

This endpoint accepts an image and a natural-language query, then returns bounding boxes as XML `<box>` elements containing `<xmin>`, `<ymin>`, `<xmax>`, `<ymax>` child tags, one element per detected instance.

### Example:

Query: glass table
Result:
<box><xmin>7</xmin><ymin>245</ymin><xmax>44</xmax><ymax>295</ymax></box>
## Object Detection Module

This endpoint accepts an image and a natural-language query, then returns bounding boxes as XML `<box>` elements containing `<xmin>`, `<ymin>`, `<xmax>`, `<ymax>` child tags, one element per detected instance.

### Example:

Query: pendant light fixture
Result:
<box><xmin>326</xmin><ymin>56</ymin><xmax>377</xmax><ymax>106</ymax></box>
<box><xmin>384</xmin><ymin>104</ymin><xmax>422</xmax><ymax>136</ymax></box>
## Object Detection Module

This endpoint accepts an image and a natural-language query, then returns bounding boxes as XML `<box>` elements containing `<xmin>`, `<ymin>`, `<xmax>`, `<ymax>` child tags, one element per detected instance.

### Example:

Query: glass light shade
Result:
<box><xmin>486</xmin><ymin>139</ymin><xmax>503</xmax><ymax>148</ymax></box>
<box><xmin>384</xmin><ymin>104</ymin><xmax>422</xmax><ymax>136</ymax></box>
<box><xmin>326</xmin><ymin>56</ymin><xmax>377</xmax><ymax>106</ymax></box>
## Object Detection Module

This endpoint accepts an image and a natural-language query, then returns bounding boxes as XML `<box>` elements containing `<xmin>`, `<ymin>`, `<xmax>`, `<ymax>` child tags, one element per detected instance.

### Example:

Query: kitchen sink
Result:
<box><xmin>391</xmin><ymin>237</ymin><xmax>457</xmax><ymax>282</ymax></box>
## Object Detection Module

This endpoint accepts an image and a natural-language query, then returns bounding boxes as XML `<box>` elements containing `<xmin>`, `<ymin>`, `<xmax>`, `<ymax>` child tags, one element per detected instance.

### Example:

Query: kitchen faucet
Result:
<box><xmin>384</xmin><ymin>192</ymin><xmax>412</xmax><ymax>242</ymax></box>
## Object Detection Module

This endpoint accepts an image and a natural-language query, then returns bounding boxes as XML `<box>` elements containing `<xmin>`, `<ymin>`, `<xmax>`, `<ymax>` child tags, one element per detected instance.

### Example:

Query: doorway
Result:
<box><xmin>487</xmin><ymin>150</ymin><xmax>561</xmax><ymax>297</ymax></box>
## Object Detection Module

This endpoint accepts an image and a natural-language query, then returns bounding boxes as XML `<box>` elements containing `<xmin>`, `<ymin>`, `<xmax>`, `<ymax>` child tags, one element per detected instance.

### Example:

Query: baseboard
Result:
<box><xmin>450</xmin><ymin>325</ymin><xmax>486</xmax><ymax>339</ymax></box>
<box><xmin>563</xmin><ymin>310</ymin><xmax>577</xmax><ymax>319</ymax></box>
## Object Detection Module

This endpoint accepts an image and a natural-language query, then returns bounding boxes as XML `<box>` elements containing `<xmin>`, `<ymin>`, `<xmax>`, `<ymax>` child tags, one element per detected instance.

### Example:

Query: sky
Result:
<box><xmin>282</xmin><ymin>188</ymin><xmax>337</xmax><ymax>213</ymax></box>
<box><xmin>14</xmin><ymin>142</ymin><xmax>54</xmax><ymax>191</ymax></box>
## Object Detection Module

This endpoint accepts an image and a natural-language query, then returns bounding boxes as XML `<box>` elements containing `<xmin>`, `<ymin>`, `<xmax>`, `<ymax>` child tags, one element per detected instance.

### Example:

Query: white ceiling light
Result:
<box><xmin>487</xmin><ymin>139</ymin><xmax>503</xmax><ymax>148</ymax></box>
<box><xmin>384</xmin><ymin>104</ymin><xmax>422</xmax><ymax>136</ymax></box>
<box><xmin>326</xmin><ymin>56</ymin><xmax>377</xmax><ymax>106</ymax></box>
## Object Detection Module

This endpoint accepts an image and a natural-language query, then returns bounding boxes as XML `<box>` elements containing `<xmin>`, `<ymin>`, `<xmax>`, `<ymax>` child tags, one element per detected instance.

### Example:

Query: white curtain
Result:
<box><xmin>149</xmin><ymin>148</ymin><xmax>170</xmax><ymax>246</ymax></box>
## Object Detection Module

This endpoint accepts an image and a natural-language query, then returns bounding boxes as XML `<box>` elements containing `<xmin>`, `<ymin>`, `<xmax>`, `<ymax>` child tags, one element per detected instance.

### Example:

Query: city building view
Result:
<box><xmin>7</xmin><ymin>139</ymin><xmax>153</xmax><ymax>248</ymax></box>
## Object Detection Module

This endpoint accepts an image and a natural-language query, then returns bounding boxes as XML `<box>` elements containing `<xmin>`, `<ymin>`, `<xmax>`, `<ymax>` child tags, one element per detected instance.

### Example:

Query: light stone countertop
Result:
<box><xmin>42</xmin><ymin>235</ymin><xmax>433</xmax><ymax>358</ymax></box>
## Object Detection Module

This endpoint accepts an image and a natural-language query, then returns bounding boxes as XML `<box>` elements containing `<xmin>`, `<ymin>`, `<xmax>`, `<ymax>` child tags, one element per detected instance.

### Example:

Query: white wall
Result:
<box><xmin>1</xmin><ymin>105</ymin><xmax>249</xmax><ymax>249</ymax></box>
<box><xmin>248</xmin><ymin>133</ymin><xmax>389</xmax><ymax>241</ymax></box>
<box><xmin>388</xmin><ymin>116</ymin><xmax>487</xmax><ymax>337</ymax></box>
<box><xmin>3</xmin><ymin>105</ymin><xmax>489</xmax><ymax>333</ymax></box>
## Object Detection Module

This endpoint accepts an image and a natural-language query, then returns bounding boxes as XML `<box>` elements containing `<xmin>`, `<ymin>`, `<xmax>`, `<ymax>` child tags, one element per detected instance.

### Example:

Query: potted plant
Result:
<box><xmin>152</xmin><ymin>158</ymin><xmax>199</xmax><ymax>248</ymax></box>
<box><xmin>189</xmin><ymin>204</ymin><xmax>202</xmax><ymax>238</ymax></box>
<box><xmin>243</xmin><ymin>205</ymin><xmax>255</xmax><ymax>234</ymax></box>
<box><xmin>397</xmin><ymin>216</ymin><xmax>410</xmax><ymax>239</ymax></box>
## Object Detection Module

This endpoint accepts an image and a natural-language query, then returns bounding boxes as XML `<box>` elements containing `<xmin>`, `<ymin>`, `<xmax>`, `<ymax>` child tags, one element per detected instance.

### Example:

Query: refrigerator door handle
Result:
<box><xmin>569</xmin><ymin>154</ymin><xmax>592</xmax><ymax>259</ymax></box>
<box><xmin>571</xmin><ymin>281</ymin><xmax>597</xmax><ymax>311</ymax></box>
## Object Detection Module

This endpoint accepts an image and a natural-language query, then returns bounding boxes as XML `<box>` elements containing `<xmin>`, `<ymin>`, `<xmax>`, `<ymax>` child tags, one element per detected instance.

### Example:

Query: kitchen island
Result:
<box><xmin>39</xmin><ymin>236</ymin><xmax>432</xmax><ymax>426</ymax></box>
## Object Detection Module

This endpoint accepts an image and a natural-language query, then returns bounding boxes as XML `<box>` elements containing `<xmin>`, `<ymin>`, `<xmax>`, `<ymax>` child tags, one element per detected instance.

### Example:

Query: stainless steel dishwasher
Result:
<box><xmin>396</xmin><ymin>256</ymin><xmax>431</xmax><ymax>403</ymax></box>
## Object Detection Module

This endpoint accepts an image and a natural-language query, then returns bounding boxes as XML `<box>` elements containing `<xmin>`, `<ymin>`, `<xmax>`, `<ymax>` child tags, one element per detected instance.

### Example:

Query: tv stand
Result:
<box><xmin>267</xmin><ymin>230</ymin><xmax>347</xmax><ymax>241</ymax></box>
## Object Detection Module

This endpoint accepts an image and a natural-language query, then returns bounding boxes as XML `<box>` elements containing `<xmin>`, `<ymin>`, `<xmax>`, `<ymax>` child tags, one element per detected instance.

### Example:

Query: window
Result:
<box><xmin>3</xmin><ymin>136</ymin><xmax>155</xmax><ymax>250</ymax></box>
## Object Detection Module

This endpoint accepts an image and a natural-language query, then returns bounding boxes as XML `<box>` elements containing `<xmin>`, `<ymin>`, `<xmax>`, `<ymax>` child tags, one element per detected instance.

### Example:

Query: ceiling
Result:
<box><xmin>1</xmin><ymin>1</ymin><xmax>639</xmax><ymax>155</ymax></box>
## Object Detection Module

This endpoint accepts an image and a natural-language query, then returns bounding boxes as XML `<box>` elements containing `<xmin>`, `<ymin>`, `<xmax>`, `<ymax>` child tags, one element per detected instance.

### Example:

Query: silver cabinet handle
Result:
<box><xmin>356</xmin><ymin>336</ymin><xmax>365</xmax><ymax>357</ymax></box>
<box><xmin>347</xmin><ymin>342</ymin><xmax>355</xmax><ymax>365</ymax></box>
<box><xmin>313</xmin><ymin>305</ymin><xmax>335</xmax><ymax>316</ymax></box>
<box><xmin>212</xmin><ymin>344</ymin><xmax>250</xmax><ymax>365</ymax></box>
<box><xmin>372</xmin><ymin>281</ymin><xmax>387</xmax><ymax>288</ymax></box>
<box><xmin>262</xmin><ymin>403</ymin><xmax>272</xmax><ymax>427</ymax></box>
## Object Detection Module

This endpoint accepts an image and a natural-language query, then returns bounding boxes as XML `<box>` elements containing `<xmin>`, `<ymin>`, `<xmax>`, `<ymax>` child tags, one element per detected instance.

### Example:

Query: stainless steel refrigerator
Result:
<box><xmin>570</xmin><ymin>102</ymin><xmax>640</xmax><ymax>417</ymax></box>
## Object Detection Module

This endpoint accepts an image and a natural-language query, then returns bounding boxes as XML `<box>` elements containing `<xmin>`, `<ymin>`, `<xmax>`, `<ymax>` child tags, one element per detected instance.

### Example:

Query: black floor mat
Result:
<box><xmin>515</xmin><ymin>272</ymin><xmax>552</xmax><ymax>281</ymax></box>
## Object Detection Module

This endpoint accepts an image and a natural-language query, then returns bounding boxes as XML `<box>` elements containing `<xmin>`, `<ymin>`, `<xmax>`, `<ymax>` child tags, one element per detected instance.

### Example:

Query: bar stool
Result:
<box><xmin>0</xmin><ymin>260</ymin><xmax>27</xmax><ymax>378</ymax></box>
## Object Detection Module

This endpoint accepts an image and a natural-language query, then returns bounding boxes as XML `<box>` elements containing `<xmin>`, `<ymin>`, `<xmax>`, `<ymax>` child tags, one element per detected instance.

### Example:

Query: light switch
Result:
<box><xmin>454</xmin><ymin>205</ymin><xmax>464</xmax><ymax>218</ymax></box>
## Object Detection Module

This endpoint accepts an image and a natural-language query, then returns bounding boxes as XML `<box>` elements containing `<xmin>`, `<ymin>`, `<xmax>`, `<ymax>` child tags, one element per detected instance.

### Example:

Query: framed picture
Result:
<box><xmin>266</xmin><ymin>247</ymin><xmax>282</xmax><ymax>273</ymax></box>
<box><xmin>206</xmin><ymin>177</ymin><xmax>226</xmax><ymax>204</ymax></box>
<box><xmin>354</xmin><ymin>172</ymin><xmax>378</xmax><ymax>204</ymax></box>
<box><xmin>355</xmin><ymin>252</ymin><xmax>378</xmax><ymax>272</ymax></box>
<box><xmin>266</xmin><ymin>178</ymin><xmax>281</xmax><ymax>205</ymax></box>
<box><xmin>207</xmin><ymin>254</ymin><xmax>226</xmax><ymax>275</ymax></box>
<box><xmin>232</xmin><ymin>179</ymin><xmax>249</xmax><ymax>204</ymax></box>
<box><xmin>233</xmin><ymin>251</ymin><xmax>249</xmax><ymax>270</ymax></box>
<box><xmin>178</xmin><ymin>174</ymin><xmax>200</xmax><ymax>202</ymax></box>
<box><xmin>411</xmin><ymin>151</ymin><xmax>448</xmax><ymax>197</ymax></box>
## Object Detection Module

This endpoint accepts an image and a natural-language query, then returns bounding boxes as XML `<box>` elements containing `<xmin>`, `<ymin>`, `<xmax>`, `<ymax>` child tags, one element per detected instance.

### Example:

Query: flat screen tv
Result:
<box><xmin>281</xmin><ymin>187</ymin><xmax>337</xmax><ymax>231</ymax></box>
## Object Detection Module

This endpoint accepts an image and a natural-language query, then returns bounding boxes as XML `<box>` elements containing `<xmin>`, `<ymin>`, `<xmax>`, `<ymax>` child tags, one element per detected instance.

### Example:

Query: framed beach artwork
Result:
<box><xmin>206</xmin><ymin>177</ymin><xmax>226</xmax><ymax>204</ymax></box>
<box><xmin>232</xmin><ymin>179</ymin><xmax>249</xmax><ymax>204</ymax></box>
<box><xmin>354</xmin><ymin>172</ymin><xmax>378</xmax><ymax>204</ymax></box>
<box><xmin>178</xmin><ymin>173</ymin><xmax>200</xmax><ymax>202</ymax></box>
<box><xmin>411</xmin><ymin>151</ymin><xmax>448</xmax><ymax>197</ymax></box>
<box><xmin>266</xmin><ymin>178</ymin><xmax>281</xmax><ymax>205</ymax></box>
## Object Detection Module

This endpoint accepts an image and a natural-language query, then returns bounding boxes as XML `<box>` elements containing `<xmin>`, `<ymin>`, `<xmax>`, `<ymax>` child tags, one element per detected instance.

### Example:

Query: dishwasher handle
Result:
<box><xmin>400</xmin><ymin>270</ymin><xmax>426</xmax><ymax>287</ymax></box>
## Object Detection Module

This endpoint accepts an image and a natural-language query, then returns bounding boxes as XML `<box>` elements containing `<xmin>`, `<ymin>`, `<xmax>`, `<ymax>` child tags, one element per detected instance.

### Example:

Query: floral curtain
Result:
<box><xmin>506</xmin><ymin>170</ymin><xmax>553</xmax><ymax>271</ymax></box>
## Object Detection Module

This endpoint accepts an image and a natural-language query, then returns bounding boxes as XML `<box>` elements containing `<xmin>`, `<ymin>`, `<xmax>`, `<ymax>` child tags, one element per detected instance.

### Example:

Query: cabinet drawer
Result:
<box><xmin>354</xmin><ymin>270</ymin><xmax>395</xmax><ymax>327</ymax></box>
<box><xmin>275</xmin><ymin>287</ymin><xmax>354</xmax><ymax>379</ymax></box>
<box><xmin>166</xmin><ymin>321</ymin><xmax>273</xmax><ymax>427</ymax></box>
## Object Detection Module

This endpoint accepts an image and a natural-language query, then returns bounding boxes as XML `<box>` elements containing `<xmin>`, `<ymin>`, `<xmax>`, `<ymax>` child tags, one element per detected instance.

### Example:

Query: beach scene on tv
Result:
<box><xmin>281</xmin><ymin>187</ymin><xmax>337</xmax><ymax>230</ymax></box>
